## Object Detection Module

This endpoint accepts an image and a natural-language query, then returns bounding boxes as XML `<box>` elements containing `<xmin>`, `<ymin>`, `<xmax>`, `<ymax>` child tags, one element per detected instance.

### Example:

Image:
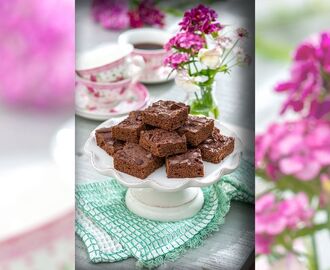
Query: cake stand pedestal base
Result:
<box><xmin>125</xmin><ymin>187</ymin><xmax>204</xmax><ymax>222</ymax></box>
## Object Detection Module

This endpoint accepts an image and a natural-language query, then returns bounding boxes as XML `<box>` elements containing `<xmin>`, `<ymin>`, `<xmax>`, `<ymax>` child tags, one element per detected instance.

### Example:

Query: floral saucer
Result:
<box><xmin>75</xmin><ymin>82</ymin><xmax>149</xmax><ymax>120</ymax></box>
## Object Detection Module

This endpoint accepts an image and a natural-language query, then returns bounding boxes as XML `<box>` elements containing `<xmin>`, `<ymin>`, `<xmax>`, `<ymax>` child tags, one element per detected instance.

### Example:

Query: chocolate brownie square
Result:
<box><xmin>113</xmin><ymin>143</ymin><xmax>163</xmax><ymax>179</ymax></box>
<box><xmin>198</xmin><ymin>128</ymin><xmax>235</xmax><ymax>163</ymax></box>
<box><xmin>166</xmin><ymin>149</ymin><xmax>204</xmax><ymax>178</ymax></box>
<box><xmin>177</xmin><ymin>115</ymin><xmax>214</xmax><ymax>146</ymax></box>
<box><xmin>141</xmin><ymin>100</ymin><xmax>189</xmax><ymax>131</ymax></box>
<box><xmin>112</xmin><ymin>111</ymin><xmax>146</xmax><ymax>143</ymax></box>
<box><xmin>95</xmin><ymin>127</ymin><xmax>111</xmax><ymax>146</ymax></box>
<box><xmin>95</xmin><ymin>128</ymin><xmax>125</xmax><ymax>156</ymax></box>
<box><xmin>139</xmin><ymin>129</ymin><xmax>187</xmax><ymax>157</ymax></box>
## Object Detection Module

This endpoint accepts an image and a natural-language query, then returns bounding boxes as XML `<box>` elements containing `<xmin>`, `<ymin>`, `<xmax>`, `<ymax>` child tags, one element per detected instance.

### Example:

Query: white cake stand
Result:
<box><xmin>85</xmin><ymin>118</ymin><xmax>242</xmax><ymax>222</ymax></box>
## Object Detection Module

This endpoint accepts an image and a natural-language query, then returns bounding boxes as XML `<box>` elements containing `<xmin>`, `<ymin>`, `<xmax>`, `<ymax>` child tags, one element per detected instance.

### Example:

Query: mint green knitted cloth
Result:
<box><xmin>76</xmin><ymin>159</ymin><xmax>254</xmax><ymax>268</ymax></box>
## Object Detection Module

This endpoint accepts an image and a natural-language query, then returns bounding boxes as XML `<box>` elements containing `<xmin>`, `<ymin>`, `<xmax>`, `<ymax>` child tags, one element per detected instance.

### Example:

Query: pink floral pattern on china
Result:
<box><xmin>75</xmin><ymin>82</ymin><xmax>150</xmax><ymax>120</ymax></box>
<box><xmin>78</xmin><ymin>57</ymin><xmax>127</xmax><ymax>82</ymax></box>
<box><xmin>135</xmin><ymin>51</ymin><xmax>167</xmax><ymax>70</ymax></box>
<box><xmin>134</xmin><ymin>51</ymin><xmax>173</xmax><ymax>82</ymax></box>
<box><xmin>0</xmin><ymin>211</ymin><xmax>74</xmax><ymax>270</ymax></box>
<box><xmin>76</xmin><ymin>43</ymin><xmax>145</xmax><ymax>83</ymax></box>
<box><xmin>76</xmin><ymin>75</ymin><xmax>134</xmax><ymax>109</ymax></box>
<box><xmin>118</xmin><ymin>28</ymin><xmax>174</xmax><ymax>83</ymax></box>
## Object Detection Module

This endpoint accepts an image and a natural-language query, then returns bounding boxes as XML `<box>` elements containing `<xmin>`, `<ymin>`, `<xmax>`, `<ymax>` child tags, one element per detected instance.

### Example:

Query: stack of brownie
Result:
<box><xmin>95</xmin><ymin>100</ymin><xmax>235</xmax><ymax>179</ymax></box>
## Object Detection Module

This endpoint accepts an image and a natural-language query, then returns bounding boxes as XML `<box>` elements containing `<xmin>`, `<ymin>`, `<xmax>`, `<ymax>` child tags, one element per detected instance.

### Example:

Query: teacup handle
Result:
<box><xmin>126</xmin><ymin>55</ymin><xmax>145</xmax><ymax>84</ymax></box>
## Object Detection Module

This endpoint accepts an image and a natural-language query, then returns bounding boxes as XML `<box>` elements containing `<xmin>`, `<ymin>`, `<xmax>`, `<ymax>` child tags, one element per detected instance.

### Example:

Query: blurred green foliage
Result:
<box><xmin>256</xmin><ymin>0</ymin><xmax>330</xmax><ymax>61</ymax></box>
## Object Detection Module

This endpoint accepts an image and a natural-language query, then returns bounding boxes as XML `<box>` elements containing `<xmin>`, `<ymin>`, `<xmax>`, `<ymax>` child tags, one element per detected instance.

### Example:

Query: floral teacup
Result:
<box><xmin>118</xmin><ymin>28</ymin><xmax>172</xmax><ymax>83</ymax></box>
<box><xmin>76</xmin><ymin>43</ymin><xmax>144</xmax><ymax>83</ymax></box>
<box><xmin>76</xmin><ymin>75</ymin><xmax>137</xmax><ymax>109</ymax></box>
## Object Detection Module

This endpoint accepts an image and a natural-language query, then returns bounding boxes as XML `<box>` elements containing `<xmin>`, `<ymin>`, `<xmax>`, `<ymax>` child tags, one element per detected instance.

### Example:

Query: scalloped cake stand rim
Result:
<box><xmin>84</xmin><ymin>117</ymin><xmax>243</xmax><ymax>192</ymax></box>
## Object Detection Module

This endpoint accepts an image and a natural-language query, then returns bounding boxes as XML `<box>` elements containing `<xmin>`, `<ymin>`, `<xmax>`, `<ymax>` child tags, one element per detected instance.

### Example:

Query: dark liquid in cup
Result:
<box><xmin>133</xmin><ymin>42</ymin><xmax>164</xmax><ymax>50</ymax></box>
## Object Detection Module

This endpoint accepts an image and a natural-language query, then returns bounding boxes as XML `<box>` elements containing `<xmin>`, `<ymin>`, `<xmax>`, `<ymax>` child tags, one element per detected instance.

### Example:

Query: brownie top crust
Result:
<box><xmin>116</xmin><ymin>143</ymin><xmax>155</xmax><ymax>167</ymax></box>
<box><xmin>95</xmin><ymin>127</ymin><xmax>114</xmax><ymax>144</ymax></box>
<box><xmin>141</xmin><ymin>129</ymin><xmax>185</xmax><ymax>144</ymax></box>
<box><xmin>95</xmin><ymin>127</ymin><xmax>112</xmax><ymax>135</ymax></box>
<box><xmin>178</xmin><ymin>115</ymin><xmax>214</xmax><ymax>134</ymax></box>
<box><xmin>118</xmin><ymin>110</ymin><xmax>144</xmax><ymax>128</ymax></box>
<box><xmin>167</xmin><ymin>149</ymin><xmax>203</xmax><ymax>165</ymax></box>
<box><xmin>202</xmin><ymin>128</ymin><xmax>234</xmax><ymax>152</ymax></box>
<box><xmin>143</xmin><ymin>100</ymin><xmax>189</xmax><ymax>117</ymax></box>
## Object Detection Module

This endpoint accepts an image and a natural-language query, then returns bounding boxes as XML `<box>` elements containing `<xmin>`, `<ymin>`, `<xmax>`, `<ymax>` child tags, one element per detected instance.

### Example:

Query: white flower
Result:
<box><xmin>175</xmin><ymin>70</ymin><xmax>199</xmax><ymax>93</ymax></box>
<box><xmin>234</xmin><ymin>47</ymin><xmax>246</xmax><ymax>62</ymax></box>
<box><xmin>198</xmin><ymin>47</ymin><xmax>222</xmax><ymax>69</ymax></box>
<box><xmin>216</xmin><ymin>36</ymin><xmax>232</xmax><ymax>49</ymax></box>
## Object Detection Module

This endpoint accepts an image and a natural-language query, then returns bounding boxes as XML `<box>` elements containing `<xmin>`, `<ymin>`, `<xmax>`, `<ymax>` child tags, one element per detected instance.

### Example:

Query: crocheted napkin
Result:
<box><xmin>76</xmin><ymin>159</ymin><xmax>254</xmax><ymax>268</ymax></box>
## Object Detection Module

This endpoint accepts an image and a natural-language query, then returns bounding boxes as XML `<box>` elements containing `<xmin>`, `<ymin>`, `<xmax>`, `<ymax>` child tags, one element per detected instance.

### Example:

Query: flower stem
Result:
<box><xmin>194</xmin><ymin>91</ymin><xmax>200</xmax><ymax>101</ymax></box>
<box><xmin>293</xmin><ymin>222</ymin><xmax>329</xmax><ymax>239</ymax></box>
<box><xmin>192</xmin><ymin>56</ymin><xmax>199</xmax><ymax>73</ymax></box>
<box><xmin>220</xmin><ymin>39</ymin><xmax>239</xmax><ymax>66</ymax></box>
<box><xmin>310</xmin><ymin>234</ymin><xmax>319</xmax><ymax>270</ymax></box>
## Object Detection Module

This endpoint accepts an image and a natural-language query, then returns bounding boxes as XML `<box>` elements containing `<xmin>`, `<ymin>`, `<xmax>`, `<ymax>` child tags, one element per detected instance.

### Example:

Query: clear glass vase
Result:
<box><xmin>188</xmin><ymin>81</ymin><xmax>219</xmax><ymax>119</ymax></box>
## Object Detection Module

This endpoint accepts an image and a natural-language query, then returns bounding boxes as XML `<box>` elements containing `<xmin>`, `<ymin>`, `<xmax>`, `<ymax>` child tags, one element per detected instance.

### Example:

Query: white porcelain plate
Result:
<box><xmin>75</xmin><ymin>83</ymin><xmax>150</xmax><ymax>121</ymax></box>
<box><xmin>85</xmin><ymin>118</ymin><xmax>243</xmax><ymax>192</ymax></box>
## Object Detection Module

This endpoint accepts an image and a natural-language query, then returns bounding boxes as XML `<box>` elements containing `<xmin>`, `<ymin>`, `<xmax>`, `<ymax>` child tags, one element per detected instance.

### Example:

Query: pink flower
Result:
<box><xmin>236</xmin><ymin>27</ymin><xmax>249</xmax><ymax>39</ymax></box>
<box><xmin>92</xmin><ymin>0</ymin><xmax>164</xmax><ymax>30</ymax></box>
<box><xmin>256</xmin><ymin>119</ymin><xmax>330</xmax><ymax>181</ymax></box>
<box><xmin>256</xmin><ymin>194</ymin><xmax>287</xmax><ymax>235</ymax></box>
<box><xmin>308</xmin><ymin>98</ymin><xmax>330</xmax><ymax>119</ymax></box>
<box><xmin>128</xmin><ymin>9</ymin><xmax>143</xmax><ymax>28</ymax></box>
<box><xmin>256</xmin><ymin>193</ymin><xmax>314</xmax><ymax>255</ymax></box>
<box><xmin>179</xmin><ymin>4</ymin><xmax>223</xmax><ymax>34</ymax></box>
<box><xmin>164</xmin><ymin>32</ymin><xmax>205</xmax><ymax>54</ymax></box>
<box><xmin>128</xmin><ymin>0</ymin><xmax>164</xmax><ymax>28</ymax></box>
<box><xmin>135</xmin><ymin>0</ymin><xmax>164</xmax><ymax>28</ymax></box>
<box><xmin>0</xmin><ymin>0</ymin><xmax>74</xmax><ymax>109</ymax></box>
<box><xmin>275</xmin><ymin>31</ymin><xmax>330</xmax><ymax>120</ymax></box>
<box><xmin>256</xmin><ymin>234</ymin><xmax>274</xmax><ymax>254</ymax></box>
<box><xmin>163</xmin><ymin>52</ymin><xmax>189</xmax><ymax>69</ymax></box>
<box><xmin>92</xmin><ymin>0</ymin><xmax>129</xmax><ymax>30</ymax></box>
<box><xmin>317</xmin><ymin>32</ymin><xmax>330</xmax><ymax>73</ymax></box>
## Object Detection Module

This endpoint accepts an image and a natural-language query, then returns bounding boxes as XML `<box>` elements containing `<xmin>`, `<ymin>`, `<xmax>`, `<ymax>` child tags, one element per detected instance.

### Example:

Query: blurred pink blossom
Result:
<box><xmin>256</xmin><ymin>234</ymin><xmax>274</xmax><ymax>254</ymax></box>
<box><xmin>275</xmin><ymin>31</ymin><xmax>330</xmax><ymax>120</ymax></box>
<box><xmin>256</xmin><ymin>193</ymin><xmax>314</xmax><ymax>254</ymax></box>
<box><xmin>92</xmin><ymin>0</ymin><xmax>164</xmax><ymax>30</ymax></box>
<box><xmin>91</xmin><ymin>0</ymin><xmax>129</xmax><ymax>30</ymax></box>
<box><xmin>0</xmin><ymin>0</ymin><xmax>74</xmax><ymax>109</ymax></box>
<box><xmin>128</xmin><ymin>0</ymin><xmax>164</xmax><ymax>28</ymax></box>
<box><xmin>256</xmin><ymin>119</ymin><xmax>330</xmax><ymax>181</ymax></box>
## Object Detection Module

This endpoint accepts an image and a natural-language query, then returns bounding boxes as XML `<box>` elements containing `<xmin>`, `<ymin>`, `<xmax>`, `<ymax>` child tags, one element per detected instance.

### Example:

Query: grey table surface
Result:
<box><xmin>75</xmin><ymin>0</ymin><xmax>255</xmax><ymax>269</ymax></box>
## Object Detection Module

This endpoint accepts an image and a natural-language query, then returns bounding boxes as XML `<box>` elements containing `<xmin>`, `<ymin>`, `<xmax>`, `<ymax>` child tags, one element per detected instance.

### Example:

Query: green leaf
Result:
<box><xmin>256</xmin><ymin>169</ymin><xmax>322</xmax><ymax>199</ymax></box>
<box><xmin>275</xmin><ymin>175</ymin><xmax>321</xmax><ymax>199</ymax></box>
<box><xmin>293</xmin><ymin>223</ymin><xmax>330</xmax><ymax>238</ymax></box>
<box><xmin>163</xmin><ymin>7</ymin><xmax>183</xmax><ymax>17</ymax></box>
